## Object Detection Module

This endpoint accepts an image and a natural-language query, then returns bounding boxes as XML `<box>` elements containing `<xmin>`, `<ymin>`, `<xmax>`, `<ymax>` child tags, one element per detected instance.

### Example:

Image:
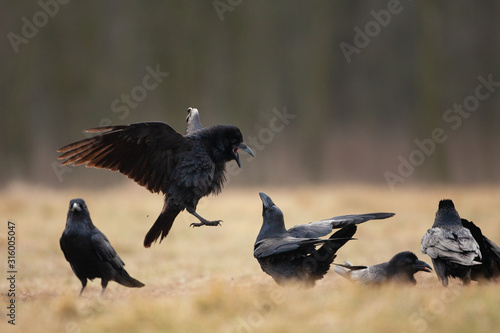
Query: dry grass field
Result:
<box><xmin>1</xmin><ymin>182</ymin><xmax>500</xmax><ymax>332</ymax></box>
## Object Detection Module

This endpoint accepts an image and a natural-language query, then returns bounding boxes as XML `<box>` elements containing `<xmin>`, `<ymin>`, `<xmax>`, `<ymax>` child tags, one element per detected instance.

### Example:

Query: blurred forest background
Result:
<box><xmin>2</xmin><ymin>1</ymin><xmax>500</xmax><ymax>189</ymax></box>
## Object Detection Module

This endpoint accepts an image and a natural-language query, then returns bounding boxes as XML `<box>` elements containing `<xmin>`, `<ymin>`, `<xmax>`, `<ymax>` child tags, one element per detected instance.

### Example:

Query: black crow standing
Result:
<box><xmin>254</xmin><ymin>192</ymin><xmax>395</xmax><ymax>287</ymax></box>
<box><xmin>421</xmin><ymin>199</ymin><xmax>481</xmax><ymax>286</ymax></box>
<box><xmin>461</xmin><ymin>218</ymin><xmax>500</xmax><ymax>282</ymax></box>
<box><xmin>334</xmin><ymin>251</ymin><xmax>432</xmax><ymax>285</ymax></box>
<box><xmin>60</xmin><ymin>199</ymin><xmax>145</xmax><ymax>295</ymax></box>
<box><xmin>58</xmin><ymin>109</ymin><xmax>254</xmax><ymax>247</ymax></box>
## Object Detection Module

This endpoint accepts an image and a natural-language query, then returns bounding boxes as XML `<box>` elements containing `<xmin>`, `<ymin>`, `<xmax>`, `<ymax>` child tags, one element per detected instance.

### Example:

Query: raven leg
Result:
<box><xmin>186</xmin><ymin>207</ymin><xmax>222</xmax><ymax>227</ymax></box>
<box><xmin>100</xmin><ymin>279</ymin><xmax>108</xmax><ymax>296</ymax></box>
<box><xmin>432</xmin><ymin>259</ymin><xmax>449</xmax><ymax>287</ymax></box>
<box><xmin>79</xmin><ymin>279</ymin><xmax>87</xmax><ymax>296</ymax></box>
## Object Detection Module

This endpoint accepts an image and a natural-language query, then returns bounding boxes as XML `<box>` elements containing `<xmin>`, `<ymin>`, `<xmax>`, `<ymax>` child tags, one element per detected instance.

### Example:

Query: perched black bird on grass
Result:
<box><xmin>421</xmin><ymin>199</ymin><xmax>481</xmax><ymax>286</ymax></box>
<box><xmin>334</xmin><ymin>251</ymin><xmax>432</xmax><ymax>285</ymax></box>
<box><xmin>58</xmin><ymin>108</ymin><xmax>254</xmax><ymax>247</ymax></box>
<box><xmin>461</xmin><ymin>218</ymin><xmax>500</xmax><ymax>282</ymax></box>
<box><xmin>60</xmin><ymin>199</ymin><xmax>145</xmax><ymax>295</ymax></box>
<box><xmin>254</xmin><ymin>192</ymin><xmax>395</xmax><ymax>287</ymax></box>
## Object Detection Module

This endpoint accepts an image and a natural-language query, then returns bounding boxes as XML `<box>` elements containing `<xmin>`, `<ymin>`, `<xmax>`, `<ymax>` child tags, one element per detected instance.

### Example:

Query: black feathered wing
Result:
<box><xmin>288</xmin><ymin>212</ymin><xmax>394</xmax><ymax>238</ymax></box>
<box><xmin>91</xmin><ymin>232</ymin><xmax>125</xmax><ymax>270</ymax></box>
<box><xmin>254</xmin><ymin>237</ymin><xmax>327</xmax><ymax>259</ymax></box>
<box><xmin>58</xmin><ymin>122</ymin><xmax>188</xmax><ymax>194</ymax></box>
<box><xmin>462</xmin><ymin>218</ymin><xmax>500</xmax><ymax>280</ymax></box>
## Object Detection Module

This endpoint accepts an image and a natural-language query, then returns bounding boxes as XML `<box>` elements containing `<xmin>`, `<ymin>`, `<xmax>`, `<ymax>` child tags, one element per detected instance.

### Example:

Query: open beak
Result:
<box><xmin>234</xmin><ymin>142</ymin><xmax>254</xmax><ymax>168</ymax></box>
<box><xmin>259</xmin><ymin>192</ymin><xmax>275</xmax><ymax>210</ymax></box>
<box><xmin>414</xmin><ymin>260</ymin><xmax>432</xmax><ymax>273</ymax></box>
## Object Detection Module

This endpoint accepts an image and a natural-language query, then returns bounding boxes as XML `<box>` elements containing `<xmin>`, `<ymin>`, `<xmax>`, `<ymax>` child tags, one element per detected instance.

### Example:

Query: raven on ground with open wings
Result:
<box><xmin>254</xmin><ymin>192</ymin><xmax>395</xmax><ymax>287</ymax></box>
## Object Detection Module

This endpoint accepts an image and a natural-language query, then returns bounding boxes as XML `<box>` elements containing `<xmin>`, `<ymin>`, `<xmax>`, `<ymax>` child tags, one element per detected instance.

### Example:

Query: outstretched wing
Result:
<box><xmin>421</xmin><ymin>227</ymin><xmax>481</xmax><ymax>265</ymax></box>
<box><xmin>288</xmin><ymin>212</ymin><xmax>394</xmax><ymax>238</ymax></box>
<box><xmin>58</xmin><ymin>122</ymin><xmax>188</xmax><ymax>194</ymax></box>
<box><xmin>91</xmin><ymin>231</ymin><xmax>124</xmax><ymax>270</ymax></box>
<box><xmin>254</xmin><ymin>237</ymin><xmax>327</xmax><ymax>259</ymax></box>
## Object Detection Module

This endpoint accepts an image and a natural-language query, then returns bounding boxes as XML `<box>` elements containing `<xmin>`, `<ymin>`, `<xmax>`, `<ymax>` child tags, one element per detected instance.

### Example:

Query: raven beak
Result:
<box><xmin>259</xmin><ymin>192</ymin><xmax>275</xmax><ymax>209</ymax></box>
<box><xmin>414</xmin><ymin>260</ymin><xmax>432</xmax><ymax>273</ymax></box>
<box><xmin>234</xmin><ymin>143</ymin><xmax>254</xmax><ymax>168</ymax></box>
<box><xmin>71</xmin><ymin>202</ymin><xmax>82</xmax><ymax>212</ymax></box>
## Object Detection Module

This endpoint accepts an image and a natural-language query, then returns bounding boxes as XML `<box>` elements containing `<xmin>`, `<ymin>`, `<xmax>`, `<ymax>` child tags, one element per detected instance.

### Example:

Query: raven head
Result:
<box><xmin>211</xmin><ymin>125</ymin><xmax>254</xmax><ymax>168</ymax></box>
<box><xmin>256</xmin><ymin>192</ymin><xmax>287</xmax><ymax>242</ymax></box>
<box><xmin>388</xmin><ymin>251</ymin><xmax>432</xmax><ymax>281</ymax></box>
<box><xmin>69</xmin><ymin>198</ymin><xmax>87</xmax><ymax>213</ymax></box>
<box><xmin>66</xmin><ymin>198</ymin><xmax>93</xmax><ymax>228</ymax></box>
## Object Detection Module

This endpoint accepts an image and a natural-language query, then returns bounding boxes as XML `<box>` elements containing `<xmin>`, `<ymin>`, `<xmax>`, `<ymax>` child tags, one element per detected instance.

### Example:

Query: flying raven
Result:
<box><xmin>334</xmin><ymin>251</ymin><xmax>432</xmax><ymax>285</ymax></box>
<box><xmin>60</xmin><ymin>199</ymin><xmax>145</xmax><ymax>295</ymax></box>
<box><xmin>421</xmin><ymin>199</ymin><xmax>481</xmax><ymax>286</ymax></box>
<box><xmin>254</xmin><ymin>192</ymin><xmax>395</xmax><ymax>287</ymax></box>
<box><xmin>461</xmin><ymin>218</ymin><xmax>500</xmax><ymax>282</ymax></box>
<box><xmin>58</xmin><ymin>108</ymin><xmax>254</xmax><ymax>247</ymax></box>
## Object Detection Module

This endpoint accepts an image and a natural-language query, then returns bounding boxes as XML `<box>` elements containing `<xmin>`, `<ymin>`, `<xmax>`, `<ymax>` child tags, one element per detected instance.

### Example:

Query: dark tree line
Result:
<box><xmin>2</xmin><ymin>1</ymin><xmax>500</xmax><ymax>188</ymax></box>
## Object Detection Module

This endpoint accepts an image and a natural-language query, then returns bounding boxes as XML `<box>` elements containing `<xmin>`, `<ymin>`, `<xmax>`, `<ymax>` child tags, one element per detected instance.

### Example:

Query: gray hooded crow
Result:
<box><xmin>185</xmin><ymin>107</ymin><xmax>203</xmax><ymax>135</ymax></box>
<box><xmin>421</xmin><ymin>199</ymin><xmax>481</xmax><ymax>286</ymax></box>
<box><xmin>254</xmin><ymin>192</ymin><xmax>395</xmax><ymax>287</ymax></box>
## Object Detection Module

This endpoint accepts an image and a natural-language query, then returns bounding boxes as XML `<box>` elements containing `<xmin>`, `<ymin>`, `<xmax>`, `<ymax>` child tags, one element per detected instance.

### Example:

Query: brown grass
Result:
<box><xmin>1</xmin><ymin>182</ymin><xmax>500</xmax><ymax>332</ymax></box>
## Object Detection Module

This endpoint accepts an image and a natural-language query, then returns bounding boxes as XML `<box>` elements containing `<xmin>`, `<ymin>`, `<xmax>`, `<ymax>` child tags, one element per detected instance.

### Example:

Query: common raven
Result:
<box><xmin>461</xmin><ymin>218</ymin><xmax>500</xmax><ymax>282</ymax></box>
<box><xmin>58</xmin><ymin>109</ymin><xmax>254</xmax><ymax>247</ymax></box>
<box><xmin>254</xmin><ymin>192</ymin><xmax>395</xmax><ymax>287</ymax></box>
<box><xmin>60</xmin><ymin>199</ymin><xmax>145</xmax><ymax>295</ymax></box>
<box><xmin>421</xmin><ymin>199</ymin><xmax>481</xmax><ymax>286</ymax></box>
<box><xmin>334</xmin><ymin>251</ymin><xmax>432</xmax><ymax>285</ymax></box>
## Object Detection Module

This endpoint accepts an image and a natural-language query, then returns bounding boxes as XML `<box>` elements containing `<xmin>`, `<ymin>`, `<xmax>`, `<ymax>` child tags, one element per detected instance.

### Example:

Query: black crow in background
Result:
<box><xmin>461</xmin><ymin>218</ymin><xmax>500</xmax><ymax>282</ymax></box>
<box><xmin>58</xmin><ymin>108</ymin><xmax>254</xmax><ymax>247</ymax></box>
<box><xmin>421</xmin><ymin>199</ymin><xmax>481</xmax><ymax>286</ymax></box>
<box><xmin>254</xmin><ymin>192</ymin><xmax>395</xmax><ymax>287</ymax></box>
<box><xmin>60</xmin><ymin>199</ymin><xmax>145</xmax><ymax>295</ymax></box>
<box><xmin>334</xmin><ymin>251</ymin><xmax>432</xmax><ymax>285</ymax></box>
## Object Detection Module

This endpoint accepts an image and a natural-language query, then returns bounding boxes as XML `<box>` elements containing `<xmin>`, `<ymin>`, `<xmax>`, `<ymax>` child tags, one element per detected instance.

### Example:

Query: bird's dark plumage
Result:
<box><xmin>254</xmin><ymin>192</ymin><xmax>395</xmax><ymax>287</ymax></box>
<box><xmin>334</xmin><ymin>251</ymin><xmax>432</xmax><ymax>285</ymax></box>
<box><xmin>60</xmin><ymin>199</ymin><xmax>144</xmax><ymax>295</ymax></box>
<box><xmin>57</xmin><ymin>109</ymin><xmax>254</xmax><ymax>247</ymax></box>
<box><xmin>421</xmin><ymin>199</ymin><xmax>481</xmax><ymax>286</ymax></box>
<box><xmin>461</xmin><ymin>218</ymin><xmax>500</xmax><ymax>282</ymax></box>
